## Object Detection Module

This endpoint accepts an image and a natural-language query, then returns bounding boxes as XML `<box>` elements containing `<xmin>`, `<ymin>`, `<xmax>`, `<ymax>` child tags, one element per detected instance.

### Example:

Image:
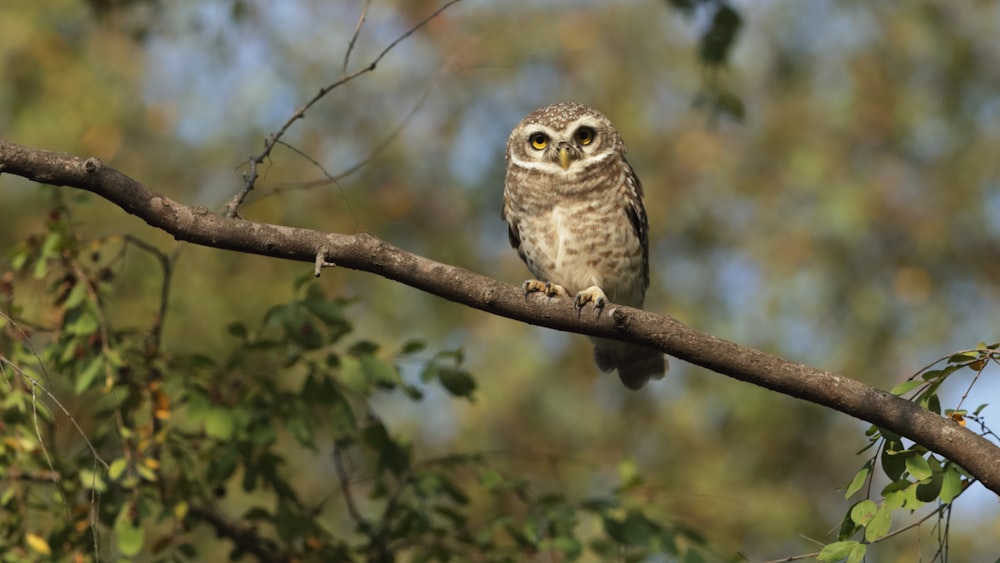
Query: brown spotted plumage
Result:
<box><xmin>502</xmin><ymin>102</ymin><xmax>667</xmax><ymax>390</ymax></box>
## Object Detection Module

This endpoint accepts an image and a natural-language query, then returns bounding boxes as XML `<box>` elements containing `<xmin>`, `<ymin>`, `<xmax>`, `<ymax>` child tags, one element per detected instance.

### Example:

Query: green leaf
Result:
<box><xmin>939</xmin><ymin>464</ymin><xmax>964</xmax><ymax>504</ymax></box>
<box><xmin>818</xmin><ymin>540</ymin><xmax>860</xmax><ymax>562</ymax></box>
<box><xmin>837</xmin><ymin>508</ymin><xmax>861</xmax><ymax>541</ymax></box>
<box><xmin>360</xmin><ymin>355</ymin><xmax>397</xmax><ymax>389</ymax></box>
<box><xmin>79</xmin><ymin>468</ymin><xmax>107</xmax><ymax>492</ymax></box>
<box><xmin>400</xmin><ymin>339</ymin><xmax>426</xmax><ymax>355</ymax></box>
<box><xmin>64</xmin><ymin>281</ymin><xmax>89</xmax><ymax>309</ymax></box>
<box><xmin>480</xmin><ymin>468</ymin><xmax>504</xmax><ymax>490</ymax></box>
<box><xmin>620</xmin><ymin>510</ymin><xmax>654</xmax><ymax>546</ymax></box>
<box><xmin>915</xmin><ymin>467</ymin><xmax>943</xmax><ymax>502</ymax></box>
<box><xmin>114</xmin><ymin>507</ymin><xmax>144</xmax><ymax>556</ymax></box>
<box><xmin>339</xmin><ymin>356</ymin><xmax>368</xmax><ymax>395</ymax></box>
<box><xmin>348</xmin><ymin>340</ymin><xmax>380</xmax><ymax>356</ymax></box>
<box><xmin>905</xmin><ymin>454</ymin><xmax>933</xmax><ymax>480</ymax></box>
<box><xmin>75</xmin><ymin>355</ymin><xmax>104</xmax><ymax>394</ymax></box>
<box><xmin>64</xmin><ymin>305</ymin><xmax>99</xmax><ymax>336</ymax></box>
<box><xmin>948</xmin><ymin>352</ymin><xmax>979</xmax><ymax>363</ymax></box>
<box><xmin>864</xmin><ymin>503</ymin><xmax>891</xmax><ymax>542</ymax></box>
<box><xmin>881</xmin><ymin>479</ymin><xmax>909</xmax><ymax>510</ymax></box>
<box><xmin>846</xmin><ymin>542</ymin><xmax>867</xmax><ymax>563</ymax></box>
<box><xmin>849</xmin><ymin>500</ymin><xmax>877</xmax><ymax>526</ymax></box>
<box><xmin>205</xmin><ymin>409</ymin><xmax>235</xmax><ymax>440</ymax></box>
<box><xmin>844</xmin><ymin>462</ymin><xmax>870</xmax><ymax>499</ymax></box>
<box><xmin>135</xmin><ymin>463</ymin><xmax>157</xmax><ymax>482</ymax></box>
<box><xmin>880</xmin><ymin>444</ymin><xmax>907</xmax><ymax>481</ymax></box>
<box><xmin>438</xmin><ymin>367</ymin><xmax>476</xmax><ymax>399</ymax></box>
<box><xmin>889</xmin><ymin>380</ymin><xmax>922</xmax><ymax>395</ymax></box>
<box><xmin>108</xmin><ymin>458</ymin><xmax>128</xmax><ymax>480</ymax></box>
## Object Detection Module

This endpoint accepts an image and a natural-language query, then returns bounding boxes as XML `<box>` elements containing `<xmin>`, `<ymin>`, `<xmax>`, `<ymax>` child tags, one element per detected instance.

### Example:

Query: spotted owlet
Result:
<box><xmin>502</xmin><ymin>102</ymin><xmax>667</xmax><ymax>390</ymax></box>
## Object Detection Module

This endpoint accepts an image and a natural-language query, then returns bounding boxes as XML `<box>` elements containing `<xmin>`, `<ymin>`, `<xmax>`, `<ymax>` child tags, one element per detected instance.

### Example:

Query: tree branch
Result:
<box><xmin>2</xmin><ymin>139</ymin><xmax>999</xmax><ymax>497</ymax></box>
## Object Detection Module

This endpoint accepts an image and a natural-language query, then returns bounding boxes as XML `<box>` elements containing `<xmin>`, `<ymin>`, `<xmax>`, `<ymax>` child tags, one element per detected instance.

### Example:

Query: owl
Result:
<box><xmin>502</xmin><ymin>102</ymin><xmax>667</xmax><ymax>390</ymax></box>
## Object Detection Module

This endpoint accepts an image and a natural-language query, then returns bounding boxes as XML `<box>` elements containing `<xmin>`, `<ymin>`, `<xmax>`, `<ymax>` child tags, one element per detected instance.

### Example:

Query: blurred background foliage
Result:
<box><xmin>1</xmin><ymin>0</ymin><xmax>999</xmax><ymax>560</ymax></box>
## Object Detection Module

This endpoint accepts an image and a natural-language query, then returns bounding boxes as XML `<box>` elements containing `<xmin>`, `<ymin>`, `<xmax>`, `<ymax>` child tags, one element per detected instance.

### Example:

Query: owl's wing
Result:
<box><xmin>622</xmin><ymin>157</ymin><xmax>650</xmax><ymax>289</ymax></box>
<box><xmin>501</xmin><ymin>195</ymin><xmax>527</xmax><ymax>262</ymax></box>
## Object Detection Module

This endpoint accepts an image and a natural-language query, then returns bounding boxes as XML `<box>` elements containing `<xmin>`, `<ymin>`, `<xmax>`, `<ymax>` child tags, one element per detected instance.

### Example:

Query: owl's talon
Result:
<box><xmin>522</xmin><ymin>280</ymin><xmax>570</xmax><ymax>299</ymax></box>
<box><xmin>574</xmin><ymin>286</ymin><xmax>608</xmax><ymax>311</ymax></box>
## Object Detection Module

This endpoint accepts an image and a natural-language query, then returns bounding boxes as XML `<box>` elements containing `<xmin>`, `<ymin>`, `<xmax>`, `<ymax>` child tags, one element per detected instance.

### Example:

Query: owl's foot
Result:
<box><xmin>522</xmin><ymin>279</ymin><xmax>570</xmax><ymax>299</ymax></box>
<box><xmin>574</xmin><ymin>286</ymin><xmax>608</xmax><ymax>310</ymax></box>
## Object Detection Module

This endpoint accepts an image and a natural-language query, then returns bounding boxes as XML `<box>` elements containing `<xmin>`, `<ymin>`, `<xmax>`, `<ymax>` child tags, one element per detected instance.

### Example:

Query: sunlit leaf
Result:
<box><xmin>115</xmin><ymin>508</ymin><xmax>144</xmax><ymax>556</ymax></box>
<box><xmin>889</xmin><ymin>380</ymin><xmax>922</xmax><ymax>396</ymax></box>
<box><xmin>849</xmin><ymin>500</ymin><xmax>877</xmax><ymax>526</ymax></box>
<box><xmin>939</xmin><ymin>465</ymin><xmax>963</xmax><ymax>504</ymax></box>
<box><xmin>25</xmin><ymin>533</ymin><xmax>51</xmax><ymax>555</ymax></box>
<box><xmin>75</xmin><ymin>355</ymin><xmax>103</xmax><ymax>394</ymax></box>
<box><xmin>818</xmin><ymin>540</ymin><xmax>860</xmax><ymax>562</ymax></box>
<box><xmin>109</xmin><ymin>457</ymin><xmax>128</xmax><ymax>480</ymax></box>
<box><xmin>863</xmin><ymin>503</ymin><xmax>891</xmax><ymax>542</ymax></box>
<box><xmin>844</xmin><ymin>462</ymin><xmax>870</xmax><ymax>499</ymax></box>
<box><xmin>205</xmin><ymin>409</ymin><xmax>235</xmax><ymax>440</ymax></box>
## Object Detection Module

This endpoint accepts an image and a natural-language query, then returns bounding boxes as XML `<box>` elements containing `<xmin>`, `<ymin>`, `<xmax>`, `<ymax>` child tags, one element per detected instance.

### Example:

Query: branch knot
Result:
<box><xmin>84</xmin><ymin>157</ymin><xmax>103</xmax><ymax>173</ymax></box>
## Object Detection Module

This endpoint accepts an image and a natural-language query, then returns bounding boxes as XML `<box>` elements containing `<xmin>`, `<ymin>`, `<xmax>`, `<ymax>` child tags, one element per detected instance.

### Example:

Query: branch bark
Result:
<box><xmin>2</xmin><ymin>139</ymin><xmax>999</xmax><ymax>496</ymax></box>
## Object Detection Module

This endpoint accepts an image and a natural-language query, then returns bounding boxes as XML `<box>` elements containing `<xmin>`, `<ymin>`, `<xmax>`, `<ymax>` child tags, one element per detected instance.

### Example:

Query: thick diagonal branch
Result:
<box><xmin>2</xmin><ymin>139</ymin><xmax>999</xmax><ymax>496</ymax></box>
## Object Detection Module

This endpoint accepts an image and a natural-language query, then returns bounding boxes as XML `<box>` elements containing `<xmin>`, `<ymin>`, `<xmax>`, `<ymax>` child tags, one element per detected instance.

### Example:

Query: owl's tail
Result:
<box><xmin>591</xmin><ymin>338</ymin><xmax>668</xmax><ymax>390</ymax></box>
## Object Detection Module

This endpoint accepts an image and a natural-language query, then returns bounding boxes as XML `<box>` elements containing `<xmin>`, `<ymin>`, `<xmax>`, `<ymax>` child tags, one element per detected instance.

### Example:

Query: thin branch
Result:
<box><xmin>333</xmin><ymin>443</ymin><xmax>368</xmax><ymax>528</ymax></box>
<box><xmin>256</xmin><ymin>83</ymin><xmax>433</xmax><ymax>201</ymax></box>
<box><xmin>119</xmin><ymin>234</ymin><xmax>174</xmax><ymax>350</ymax></box>
<box><xmin>2</xmin><ymin>139</ymin><xmax>1000</xmax><ymax>498</ymax></box>
<box><xmin>224</xmin><ymin>0</ymin><xmax>463</xmax><ymax>217</ymax></box>
<box><xmin>0</xmin><ymin>355</ymin><xmax>109</xmax><ymax>470</ymax></box>
<box><xmin>342</xmin><ymin>0</ymin><xmax>373</xmax><ymax>76</ymax></box>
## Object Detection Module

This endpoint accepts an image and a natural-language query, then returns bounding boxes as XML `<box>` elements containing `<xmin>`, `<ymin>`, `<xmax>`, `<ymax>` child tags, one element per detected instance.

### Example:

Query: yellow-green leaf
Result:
<box><xmin>889</xmin><ymin>380</ymin><xmax>922</xmax><ymax>396</ymax></box>
<box><xmin>864</xmin><ymin>503</ymin><xmax>891</xmax><ymax>542</ymax></box>
<box><xmin>850</xmin><ymin>499</ymin><xmax>877</xmax><ymax>526</ymax></box>
<box><xmin>108</xmin><ymin>458</ymin><xmax>128</xmax><ymax>480</ymax></box>
<box><xmin>940</xmin><ymin>465</ymin><xmax>963</xmax><ymax>504</ymax></box>
<box><xmin>818</xmin><ymin>540</ymin><xmax>859</xmax><ymax>562</ymax></box>
<box><xmin>25</xmin><ymin>533</ymin><xmax>51</xmax><ymax>555</ymax></box>
<box><xmin>845</xmin><ymin>463</ymin><xmax>870</xmax><ymax>499</ymax></box>
<box><xmin>115</xmin><ymin>509</ymin><xmax>144</xmax><ymax>556</ymax></box>
<box><xmin>205</xmin><ymin>409</ymin><xmax>234</xmax><ymax>440</ymax></box>
<box><xmin>75</xmin><ymin>355</ymin><xmax>104</xmax><ymax>394</ymax></box>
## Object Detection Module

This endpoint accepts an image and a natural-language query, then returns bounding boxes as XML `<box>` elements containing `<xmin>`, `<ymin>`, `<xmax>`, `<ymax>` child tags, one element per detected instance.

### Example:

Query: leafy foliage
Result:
<box><xmin>0</xmin><ymin>202</ymin><xmax>728</xmax><ymax>562</ymax></box>
<box><xmin>818</xmin><ymin>346</ymin><xmax>999</xmax><ymax>562</ymax></box>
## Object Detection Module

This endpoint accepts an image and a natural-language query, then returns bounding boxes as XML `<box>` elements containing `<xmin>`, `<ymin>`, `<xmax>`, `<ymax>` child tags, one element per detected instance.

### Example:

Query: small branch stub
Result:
<box><xmin>314</xmin><ymin>248</ymin><xmax>336</xmax><ymax>277</ymax></box>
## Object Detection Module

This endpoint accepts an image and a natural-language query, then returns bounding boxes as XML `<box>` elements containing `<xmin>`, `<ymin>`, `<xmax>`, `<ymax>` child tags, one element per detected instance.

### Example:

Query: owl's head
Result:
<box><xmin>505</xmin><ymin>102</ymin><xmax>625</xmax><ymax>175</ymax></box>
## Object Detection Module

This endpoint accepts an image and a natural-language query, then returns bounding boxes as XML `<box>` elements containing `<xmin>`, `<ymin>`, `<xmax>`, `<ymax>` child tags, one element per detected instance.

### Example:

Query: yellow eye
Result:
<box><xmin>529</xmin><ymin>132</ymin><xmax>548</xmax><ymax>150</ymax></box>
<box><xmin>574</xmin><ymin>126</ymin><xmax>594</xmax><ymax>145</ymax></box>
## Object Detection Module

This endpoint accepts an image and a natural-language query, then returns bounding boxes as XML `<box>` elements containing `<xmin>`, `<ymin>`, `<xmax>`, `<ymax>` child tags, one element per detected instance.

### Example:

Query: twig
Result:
<box><xmin>332</xmin><ymin>443</ymin><xmax>368</xmax><ymax>528</ymax></box>
<box><xmin>0</xmin><ymin>356</ymin><xmax>109</xmax><ymax>469</ymax></box>
<box><xmin>255</xmin><ymin>82</ymin><xmax>433</xmax><ymax>200</ymax></box>
<box><xmin>224</xmin><ymin>0</ymin><xmax>464</xmax><ymax>218</ymax></box>
<box><xmin>119</xmin><ymin>234</ymin><xmax>174</xmax><ymax>351</ymax></box>
<box><xmin>342</xmin><ymin>0</ymin><xmax>373</xmax><ymax>76</ymax></box>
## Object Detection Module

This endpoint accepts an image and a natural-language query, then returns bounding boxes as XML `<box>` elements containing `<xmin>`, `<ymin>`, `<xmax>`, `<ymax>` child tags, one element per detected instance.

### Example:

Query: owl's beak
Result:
<box><xmin>558</xmin><ymin>146</ymin><xmax>571</xmax><ymax>170</ymax></box>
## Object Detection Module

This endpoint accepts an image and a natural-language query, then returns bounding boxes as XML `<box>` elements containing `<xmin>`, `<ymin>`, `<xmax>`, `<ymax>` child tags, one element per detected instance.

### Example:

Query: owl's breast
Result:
<box><xmin>515</xmin><ymin>197</ymin><xmax>646</xmax><ymax>307</ymax></box>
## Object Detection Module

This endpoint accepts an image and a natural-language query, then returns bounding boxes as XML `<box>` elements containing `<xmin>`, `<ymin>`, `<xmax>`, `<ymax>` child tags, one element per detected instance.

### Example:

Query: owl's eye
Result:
<box><xmin>529</xmin><ymin>133</ymin><xmax>548</xmax><ymax>150</ymax></box>
<box><xmin>574</xmin><ymin>126</ymin><xmax>594</xmax><ymax>145</ymax></box>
